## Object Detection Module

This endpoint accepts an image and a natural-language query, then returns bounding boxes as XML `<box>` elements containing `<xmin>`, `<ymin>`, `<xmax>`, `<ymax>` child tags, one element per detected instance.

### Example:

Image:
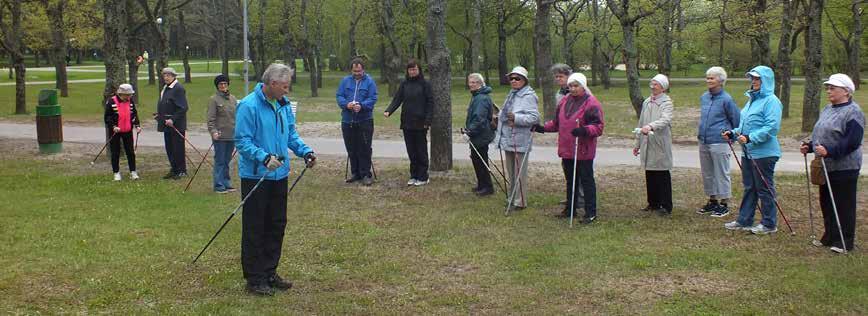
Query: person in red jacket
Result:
<box><xmin>534</xmin><ymin>73</ymin><xmax>604</xmax><ymax>224</ymax></box>
<box><xmin>103</xmin><ymin>84</ymin><xmax>142</xmax><ymax>181</ymax></box>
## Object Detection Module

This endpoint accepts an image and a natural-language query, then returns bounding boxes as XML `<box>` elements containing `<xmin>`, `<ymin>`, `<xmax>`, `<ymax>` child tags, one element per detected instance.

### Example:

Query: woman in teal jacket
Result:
<box><xmin>722</xmin><ymin>65</ymin><xmax>782</xmax><ymax>235</ymax></box>
<box><xmin>462</xmin><ymin>73</ymin><xmax>496</xmax><ymax>196</ymax></box>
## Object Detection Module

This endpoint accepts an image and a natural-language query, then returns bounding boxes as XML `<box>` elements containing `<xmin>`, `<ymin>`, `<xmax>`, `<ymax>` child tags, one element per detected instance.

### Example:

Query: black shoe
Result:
<box><xmin>581</xmin><ymin>216</ymin><xmax>596</xmax><ymax>224</ymax></box>
<box><xmin>697</xmin><ymin>200</ymin><xmax>718</xmax><ymax>215</ymax></box>
<box><xmin>246</xmin><ymin>283</ymin><xmax>275</xmax><ymax>296</ymax></box>
<box><xmin>655</xmin><ymin>207</ymin><xmax>671</xmax><ymax>216</ymax></box>
<box><xmin>475</xmin><ymin>187</ymin><xmax>494</xmax><ymax>196</ymax></box>
<box><xmin>345</xmin><ymin>176</ymin><xmax>361</xmax><ymax>183</ymax></box>
<box><xmin>268</xmin><ymin>275</ymin><xmax>293</xmax><ymax>291</ymax></box>
<box><xmin>361</xmin><ymin>176</ymin><xmax>374</xmax><ymax>186</ymax></box>
<box><xmin>710</xmin><ymin>204</ymin><xmax>730</xmax><ymax>218</ymax></box>
<box><xmin>162</xmin><ymin>172</ymin><xmax>176</xmax><ymax>179</ymax></box>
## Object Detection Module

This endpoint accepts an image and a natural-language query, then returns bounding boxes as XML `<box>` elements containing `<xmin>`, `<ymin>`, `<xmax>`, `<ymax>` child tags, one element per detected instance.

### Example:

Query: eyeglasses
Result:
<box><xmin>508</xmin><ymin>77</ymin><xmax>523</xmax><ymax>82</ymax></box>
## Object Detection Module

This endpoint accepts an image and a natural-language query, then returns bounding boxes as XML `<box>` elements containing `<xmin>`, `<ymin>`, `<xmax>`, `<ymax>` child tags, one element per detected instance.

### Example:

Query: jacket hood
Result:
<box><xmin>511</xmin><ymin>85</ymin><xmax>535</xmax><ymax>97</ymax></box>
<box><xmin>747</xmin><ymin>65</ymin><xmax>775</xmax><ymax>97</ymax></box>
<box><xmin>474</xmin><ymin>85</ymin><xmax>492</xmax><ymax>95</ymax></box>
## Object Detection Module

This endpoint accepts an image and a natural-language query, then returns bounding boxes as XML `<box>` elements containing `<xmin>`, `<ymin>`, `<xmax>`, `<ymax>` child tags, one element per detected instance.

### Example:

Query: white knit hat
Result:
<box><xmin>650</xmin><ymin>74</ymin><xmax>669</xmax><ymax>90</ymax></box>
<box><xmin>117</xmin><ymin>83</ymin><xmax>135</xmax><ymax>95</ymax></box>
<box><xmin>507</xmin><ymin>66</ymin><xmax>529</xmax><ymax>81</ymax></box>
<box><xmin>823</xmin><ymin>73</ymin><xmax>855</xmax><ymax>93</ymax></box>
<box><xmin>567</xmin><ymin>72</ymin><xmax>591</xmax><ymax>95</ymax></box>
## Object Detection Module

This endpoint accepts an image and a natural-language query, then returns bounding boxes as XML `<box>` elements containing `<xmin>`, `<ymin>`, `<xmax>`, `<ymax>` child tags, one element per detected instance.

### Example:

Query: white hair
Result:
<box><xmin>706</xmin><ymin>66</ymin><xmax>728</xmax><ymax>85</ymax></box>
<box><xmin>261</xmin><ymin>63</ymin><xmax>294</xmax><ymax>84</ymax></box>
<box><xmin>468</xmin><ymin>73</ymin><xmax>486</xmax><ymax>86</ymax></box>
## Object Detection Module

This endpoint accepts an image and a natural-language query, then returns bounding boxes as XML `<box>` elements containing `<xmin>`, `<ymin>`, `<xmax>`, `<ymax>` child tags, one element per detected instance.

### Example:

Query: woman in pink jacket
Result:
<box><xmin>534</xmin><ymin>73</ymin><xmax>604</xmax><ymax>224</ymax></box>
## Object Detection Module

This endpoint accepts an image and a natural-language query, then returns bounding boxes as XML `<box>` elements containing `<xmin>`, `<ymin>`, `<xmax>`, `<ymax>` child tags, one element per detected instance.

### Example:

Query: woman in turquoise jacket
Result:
<box><xmin>722</xmin><ymin>65</ymin><xmax>782</xmax><ymax>235</ymax></box>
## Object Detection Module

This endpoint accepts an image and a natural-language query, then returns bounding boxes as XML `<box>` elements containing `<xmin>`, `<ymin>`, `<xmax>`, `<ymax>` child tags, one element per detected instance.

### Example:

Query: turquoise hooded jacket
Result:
<box><xmin>732</xmin><ymin>65</ymin><xmax>782</xmax><ymax>159</ymax></box>
<box><xmin>235</xmin><ymin>82</ymin><xmax>313</xmax><ymax>181</ymax></box>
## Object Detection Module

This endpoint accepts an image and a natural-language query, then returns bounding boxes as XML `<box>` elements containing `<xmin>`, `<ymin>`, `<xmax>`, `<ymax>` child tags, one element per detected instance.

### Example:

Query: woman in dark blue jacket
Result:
<box><xmin>384</xmin><ymin>60</ymin><xmax>434</xmax><ymax>186</ymax></box>
<box><xmin>462</xmin><ymin>73</ymin><xmax>495</xmax><ymax>196</ymax></box>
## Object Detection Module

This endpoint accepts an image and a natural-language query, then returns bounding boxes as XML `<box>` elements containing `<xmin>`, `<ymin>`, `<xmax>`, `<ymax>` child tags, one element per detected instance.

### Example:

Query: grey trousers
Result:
<box><xmin>505</xmin><ymin>150</ymin><xmax>530</xmax><ymax>208</ymax></box>
<box><xmin>699</xmin><ymin>142</ymin><xmax>732</xmax><ymax>199</ymax></box>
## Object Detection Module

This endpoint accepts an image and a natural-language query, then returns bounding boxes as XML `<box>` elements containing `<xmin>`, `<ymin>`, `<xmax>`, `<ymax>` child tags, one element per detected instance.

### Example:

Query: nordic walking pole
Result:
<box><xmin>464</xmin><ymin>130</ymin><xmax>508</xmax><ymax>196</ymax></box>
<box><xmin>183</xmin><ymin>142</ymin><xmax>215</xmax><ymax>193</ymax></box>
<box><xmin>192</xmin><ymin>157</ymin><xmax>305</xmax><ymax>264</ymax></box>
<box><xmin>498</xmin><ymin>148</ymin><xmax>509</xmax><ymax>188</ymax></box>
<box><xmin>505</xmin><ymin>132</ymin><xmax>534</xmax><ymax>216</ymax></box>
<box><xmin>819</xmin><ymin>150</ymin><xmax>847</xmax><ymax>253</ymax></box>
<box><xmin>90</xmin><ymin>130</ymin><xmax>118</xmax><ymax>166</ymax></box>
<box><xmin>803</xmin><ymin>152</ymin><xmax>817</xmax><ymax>242</ymax></box>
<box><xmin>740</xmin><ymin>141</ymin><xmax>795</xmax><ymax>235</ymax></box>
<box><xmin>725</xmin><ymin>139</ymin><xmax>763</xmax><ymax>215</ymax></box>
<box><xmin>134</xmin><ymin>129</ymin><xmax>141</xmax><ymax>152</ymax></box>
<box><xmin>569</xmin><ymin>140</ymin><xmax>579</xmax><ymax>227</ymax></box>
<box><xmin>171</xmin><ymin>126</ymin><xmax>214</xmax><ymax>169</ymax></box>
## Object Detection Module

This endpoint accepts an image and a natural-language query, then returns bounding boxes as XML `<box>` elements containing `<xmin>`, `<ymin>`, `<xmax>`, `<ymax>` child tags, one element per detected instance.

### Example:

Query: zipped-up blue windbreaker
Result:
<box><xmin>235</xmin><ymin>82</ymin><xmax>313</xmax><ymax>180</ymax></box>
<box><xmin>732</xmin><ymin>65</ymin><xmax>782</xmax><ymax>159</ymax></box>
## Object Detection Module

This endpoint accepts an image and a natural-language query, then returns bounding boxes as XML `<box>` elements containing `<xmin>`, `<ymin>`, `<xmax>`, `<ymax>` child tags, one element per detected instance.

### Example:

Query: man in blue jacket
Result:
<box><xmin>235</xmin><ymin>63</ymin><xmax>317</xmax><ymax>296</ymax></box>
<box><xmin>337</xmin><ymin>58</ymin><xmax>378</xmax><ymax>186</ymax></box>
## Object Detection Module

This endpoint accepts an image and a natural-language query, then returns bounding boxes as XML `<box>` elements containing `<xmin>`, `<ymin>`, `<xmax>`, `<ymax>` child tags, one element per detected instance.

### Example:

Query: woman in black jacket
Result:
<box><xmin>384</xmin><ymin>59</ymin><xmax>434</xmax><ymax>186</ymax></box>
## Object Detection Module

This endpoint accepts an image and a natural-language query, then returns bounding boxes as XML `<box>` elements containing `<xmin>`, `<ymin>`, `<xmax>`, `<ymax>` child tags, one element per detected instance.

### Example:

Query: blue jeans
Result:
<box><xmin>213</xmin><ymin>140</ymin><xmax>235</xmax><ymax>191</ymax></box>
<box><xmin>736</xmin><ymin>156</ymin><xmax>778</xmax><ymax>228</ymax></box>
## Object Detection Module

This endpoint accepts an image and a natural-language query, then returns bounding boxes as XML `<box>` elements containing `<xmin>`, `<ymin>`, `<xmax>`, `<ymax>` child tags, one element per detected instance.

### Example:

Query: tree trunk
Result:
<box><xmin>253</xmin><ymin>0</ymin><xmax>268</xmax><ymax>81</ymax></box>
<box><xmin>589</xmin><ymin>0</ymin><xmax>600</xmax><ymax>86</ymax></box>
<box><xmin>801</xmin><ymin>0</ymin><xmax>823</xmax><ymax>132</ymax></box>
<box><xmin>348</xmin><ymin>0</ymin><xmax>359</xmax><ymax>63</ymax></box>
<box><xmin>426</xmin><ymin>0</ymin><xmax>452</xmax><ymax>171</ymax></box>
<box><xmin>622</xmin><ymin>23</ymin><xmax>643</xmax><ymax>116</ymax></box>
<box><xmin>44</xmin><ymin>0</ymin><xmax>69</xmax><ymax>97</ymax></box>
<box><xmin>655</xmin><ymin>0</ymin><xmax>678</xmax><ymax>76</ymax></box>
<box><xmin>774</xmin><ymin>0</ymin><xmax>796</xmax><ymax>118</ymax></box>
<box><xmin>750</xmin><ymin>0</ymin><xmax>772</xmax><ymax>66</ymax></box>
<box><xmin>102</xmin><ymin>0</ymin><xmax>128</xmax><ymax>103</ymax></box>
<box><xmin>178</xmin><ymin>10</ymin><xmax>192</xmax><ymax>83</ymax></box>
<box><xmin>156</xmin><ymin>4</ymin><xmax>169</xmax><ymax>89</ymax></box>
<box><xmin>535</xmin><ymin>0</ymin><xmax>556</xmax><ymax>120</ymax></box>
<box><xmin>496</xmin><ymin>2</ymin><xmax>509</xmax><ymax>86</ymax></box>
<box><xmin>147</xmin><ymin>58</ymin><xmax>156</xmax><ymax>85</ymax></box>
<box><xmin>221</xmin><ymin>0</ymin><xmax>230</xmax><ymax>76</ymax></box>
<box><xmin>469</xmin><ymin>0</ymin><xmax>482</xmax><ymax>73</ymax></box>
<box><xmin>3</xmin><ymin>0</ymin><xmax>28</xmax><ymax>115</ymax></box>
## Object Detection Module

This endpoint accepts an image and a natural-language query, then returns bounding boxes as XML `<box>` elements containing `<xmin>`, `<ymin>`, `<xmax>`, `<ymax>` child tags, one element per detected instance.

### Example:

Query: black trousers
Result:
<box><xmin>645</xmin><ymin>170</ymin><xmax>673</xmax><ymax>212</ymax></box>
<box><xmin>241</xmin><ymin>177</ymin><xmax>288</xmax><ymax>285</ymax></box>
<box><xmin>402</xmin><ymin>129</ymin><xmax>429</xmax><ymax>181</ymax></box>
<box><xmin>470</xmin><ymin>142</ymin><xmax>492</xmax><ymax>190</ymax></box>
<box><xmin>819</xmin><ymin>175</ymin><xmax>858</xmax><ymax>250</ymax></box>
<box><xmin>163</xmin><ymin>128</ymin><xmax>187</xmax><ymax>174</ymax></box>
<box><xmin>110</xmin><ymin>131</ymin><xmax>136</xmax><ymax>173</ymax></box>
<box><xmin>341</xmin><ymin>120</ymin><xmax>374</xmax><ymax>179</ymax></box>
<box><xmin>562</xmin><ymin>159</ymin><xmax>597</xmax><ymax>218</ymax></box>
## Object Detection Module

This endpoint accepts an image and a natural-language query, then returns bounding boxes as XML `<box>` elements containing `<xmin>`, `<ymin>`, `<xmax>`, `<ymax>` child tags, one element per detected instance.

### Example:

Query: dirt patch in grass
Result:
<box><xmin>602</xmin><ymin>272</ymin><xmax>738</xmax><ymax>304</ymax></box>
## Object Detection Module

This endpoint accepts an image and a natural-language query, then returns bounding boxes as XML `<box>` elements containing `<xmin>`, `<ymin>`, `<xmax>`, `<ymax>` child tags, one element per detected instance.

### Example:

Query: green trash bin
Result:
<box><xmin>36</xmin><ymin>89</ymin><xmax>63</xmax><ymax>154</ymax></box>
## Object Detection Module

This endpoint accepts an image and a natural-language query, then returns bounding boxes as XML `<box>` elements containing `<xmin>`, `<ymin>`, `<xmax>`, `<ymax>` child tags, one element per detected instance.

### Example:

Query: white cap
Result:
<box><xmin>651</xmin><ymin>74</ymin><xmax>669</xmax><ymax>90</ymax></box>
<box><xmin>507</xmin><ymin>66</ymin><xmax>529</xmax><ymax>81</ymax></box>
<box><xmin>117</xmin><ymin>83</ymin><xmax>135</xmax><ymax>95</ymax></box>
<box><xmin>161</xmin><ymin>67</ymin><xmax>178</xmax><ymax>76</ymax></box>
<box><xmin>746</xmin><ymin>70</ymin><xmax>761</xmax><ymax>78</ymax></box>
<box><xmin>823</xmin><ymin>73</ymin><xmax>855</xmax><ymax>93</ymax></box>
<box><xmin>567</xmin><ymin>72</ymin><xmax>592</xmax><ymax>95</ymax></box>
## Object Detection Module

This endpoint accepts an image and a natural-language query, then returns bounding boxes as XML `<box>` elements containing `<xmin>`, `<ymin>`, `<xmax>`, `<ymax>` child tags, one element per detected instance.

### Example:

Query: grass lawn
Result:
<box><xmin>0</xmin><ymin>139</ymin><xmax>866</xmax><ymax>314</ymax></box>
<box><xmin>2</xmin><ymin>63</ymin><xmax>867</xmax><ymax>143</ymax></box>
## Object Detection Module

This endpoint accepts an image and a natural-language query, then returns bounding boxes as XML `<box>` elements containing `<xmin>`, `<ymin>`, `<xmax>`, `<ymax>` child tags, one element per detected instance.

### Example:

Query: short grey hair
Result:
<box><xmin>261</xmin><ymin>63</ymin><xmax>294</xmax><ymax>84</ymax></box>
<box><xmin>550</xmin><ymin>63</ymin><xmax>572</xmax><ymax>76</ymax></box>
<box><xmin>468</xmin><ymin>73</ymin><xmax>485</xmax><ymax>86</ymax></box>
<box><xmin>706</xmin><ymin>66</ymin><xmax>728</xmax><ymax>85</ymax></box>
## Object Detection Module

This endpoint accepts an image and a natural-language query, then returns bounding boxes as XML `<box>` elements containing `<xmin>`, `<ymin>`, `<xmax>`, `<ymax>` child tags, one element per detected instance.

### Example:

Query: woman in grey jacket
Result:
<box><xmin>633</xmin><ymin>74</ymin><xmax>674</xmax><ymax>215</ymax></box>
<box><xmin>495</xmin><ymin>66</ymin><xmax>540</xmax><ymax>210</ymax></box>
<box><xmin>207</xmin><ymin>74</ymin><xmax>238</xmax><ymax>193</ymax></box>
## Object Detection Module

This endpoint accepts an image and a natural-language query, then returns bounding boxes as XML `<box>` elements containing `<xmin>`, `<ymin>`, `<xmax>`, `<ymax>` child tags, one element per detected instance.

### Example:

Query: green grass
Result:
<box><xmin>2</xmin><ymin>64</ymin><xmax>868</xmax><ymax>142</ymax></box>
<box><xmin>0</xmin><ymin>141</ymin><xmax>866</xmax><ymax>313</ymax></box>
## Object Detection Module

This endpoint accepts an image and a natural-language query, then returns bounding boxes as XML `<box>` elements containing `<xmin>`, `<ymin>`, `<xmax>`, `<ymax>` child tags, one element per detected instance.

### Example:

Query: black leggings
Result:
<box><xmin>110</xmin><ymin>131</ymin><xmax>136</xmax><ymax>173</ymax></box>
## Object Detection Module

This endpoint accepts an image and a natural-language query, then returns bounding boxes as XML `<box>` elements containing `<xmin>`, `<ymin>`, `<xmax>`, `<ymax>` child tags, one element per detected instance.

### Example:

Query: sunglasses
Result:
<box><xmin>508</xmin><ymin>77</ymin><xmax>523</xmax><ymax>82</ymax></box>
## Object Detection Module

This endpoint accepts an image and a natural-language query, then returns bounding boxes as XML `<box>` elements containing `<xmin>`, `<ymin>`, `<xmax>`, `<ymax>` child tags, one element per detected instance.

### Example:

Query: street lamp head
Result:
<box><xmin>156</xmin><ymin>17</ymin><xmax>163</xmax><ymax>24</ymax></box>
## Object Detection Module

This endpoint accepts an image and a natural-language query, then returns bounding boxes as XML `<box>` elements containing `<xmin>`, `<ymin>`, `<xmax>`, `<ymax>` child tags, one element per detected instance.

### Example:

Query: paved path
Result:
<box><xmin>3</xmin><ymin>122</ymin><xmax>862</xmax><ymax>174</ymax></box>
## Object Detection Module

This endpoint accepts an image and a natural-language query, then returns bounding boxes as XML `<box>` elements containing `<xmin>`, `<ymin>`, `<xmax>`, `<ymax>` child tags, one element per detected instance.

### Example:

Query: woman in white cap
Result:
<box><xmin>800</xmin><ymin>73</ymin><xmax>864</xmax><ymax>253</ymax></box>
<box><xmin>534</xmin><ymin>73</ymin><xmax>604</xmax><ymax>224</ymax></box>
<box><xmin>633</xmin><ymin>74</ymin><xmax>674</xmax><ymax>216</ymax></box>
<box><xmin>495</xmin><ymin>66</ymin><xmax>540</xmax><ymax>210</ymax></box>
<box><xmin>103</xmin><ymin>83</ymin><xmax>142</xmax><ymax>181</ymax></box>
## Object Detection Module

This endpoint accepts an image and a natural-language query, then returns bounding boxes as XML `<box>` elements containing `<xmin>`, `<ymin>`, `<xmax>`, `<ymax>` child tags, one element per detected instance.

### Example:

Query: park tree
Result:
<box><xmin>40</xmin><ymin>0</ymin><xmax>69</xmax><ymax>97</ymax></box>
<box><xmin>0</xmin><ymin>0</ymin><xmax>27</xmax><ymax>114</ymax></box>
<box><xmin>653</xmin><ymin>0</ymin><xmax>680</xmax><ymax>76</ymax></box>
<box><xmin>606</xmin><ymin>0</ymin><xmax>669</xmax><ymax>117</ymax></box>
<box><xmin>802</xmin><ymin>0</ymin><xmax>824</xmax><ymax>132</ymax></box>
<box><xmin>534</xmin><ymin>0</ymin><xmax>556</xmax><ymax>120</ymax></box>
<box><xmin>102</xmin><ymin>0</ymin><xmax>128</xmax><ymax>102</ymax></box>
<box><xmin>774</xmin><ymin>0</ymin><xmax>802</xmax><ymax>118</ymax></box>
<box><xmin>826</xmin><ymin>0</ymin><xmax>865</xmax><ymax>90</ymax></box>
<box><xmin>553</xmin><ymin>0</ymin><xmax>586</xmax><ymax>68</ymax></box>
<box><xmin>427</xmin><ymin>0</ymin><xmax>452</xmax><ymax>171</ymax></box>
<box><xmin>495</xmin><ymin>0</ymin><xmax>531</xmax><ymax>85</ymax></box>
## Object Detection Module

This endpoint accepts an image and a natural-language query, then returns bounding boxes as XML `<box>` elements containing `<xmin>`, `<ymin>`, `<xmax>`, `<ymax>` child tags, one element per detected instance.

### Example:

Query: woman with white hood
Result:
<box><xmin>633</xmin><ymin>74</ymin><xmax>674</xmax><ymax>216</ymax></box>
<box><xmin>534</xmin><ymin>73</ymin><xmax>604</xmax><ymax>224</ymax></box>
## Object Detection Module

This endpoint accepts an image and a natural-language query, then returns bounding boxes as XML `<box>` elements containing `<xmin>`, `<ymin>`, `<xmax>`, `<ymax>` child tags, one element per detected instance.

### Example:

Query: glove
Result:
<box><xmin>304</xmin><ymin>152</ymin><xmax>317</xmax><ymax>168</ymax></box>
<box><xmin>264</xmin><ymin>155</ymin><xmax>283</xmax><ymax>171</ymax></box>
<box><xmin>721</xmin><ymin>130</ymin><xmax>734</xmax><ymax>140</ymax></box>
<box><xmin>531</xmin><ymin>124</ymin><xmax>545</xmax><ymax>134</ymax></box>
<box><xmin>571</xmin><ymin>126</ymin><xmax>588</xmax><ymax>137</ymax></box>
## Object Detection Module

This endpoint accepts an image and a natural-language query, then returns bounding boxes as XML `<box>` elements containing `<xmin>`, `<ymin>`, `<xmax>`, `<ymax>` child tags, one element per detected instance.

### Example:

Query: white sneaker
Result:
<box><xmin>749</xmin><ymin>224</ymin><xmax>778</xmax><ymax>235</ymax></box>
<box><xmin>113</xmin><ymin>173</ymin><xmax>122</xmax><ymax>181</ymax></box>
<box><xmin>407</xmin><ymin>178</ymin><xmax>417</xmax><ymax>186</ymax></box>
<box><xmin>811</xmin><ymin>239</ymin><xmax>824</xmax><ymax>247</ymax></box>
<box><xmin>130</xmin><ymin>171</ymin><xmax>140</xmax><ymax>180</ymax></box>
<box><xmin>830</xmin><ymin>246</ymin><xmax>847</xmax><ymax>254</ymax></box>
<box><xmin>724</xmin><ymin>221</ymin><xmax>751</xmax><ymax>231</ymax></box>
<box><xmin>413</xmin><ymin>179</ymin><xmax>429</xmax><ymax>186</ymax></box>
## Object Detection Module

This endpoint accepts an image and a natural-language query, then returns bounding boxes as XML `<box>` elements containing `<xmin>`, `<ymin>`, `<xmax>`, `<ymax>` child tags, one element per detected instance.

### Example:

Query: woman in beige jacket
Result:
<box><xmin>633</xmin><ymin>74</ymin><xmax>674</xmax><ymax>215</ymax></box>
